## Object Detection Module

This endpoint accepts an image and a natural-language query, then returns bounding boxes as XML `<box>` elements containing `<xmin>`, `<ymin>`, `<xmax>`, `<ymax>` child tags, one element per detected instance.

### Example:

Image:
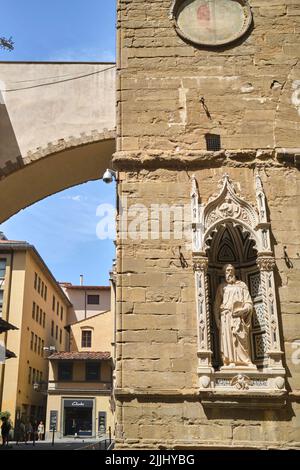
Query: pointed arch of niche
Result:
<box><xmin>191</xmin><ymin>174</ymin><xmax>287</xmax><ymax>407</ymax></box>
<box><xmin>207</xmin><ymin>224</ymin><xmax>264</xmax><ymax>370</ymax></box>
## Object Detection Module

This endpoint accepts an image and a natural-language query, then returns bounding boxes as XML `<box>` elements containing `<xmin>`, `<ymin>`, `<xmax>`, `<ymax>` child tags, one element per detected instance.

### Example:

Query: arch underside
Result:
<box><xmin>0</xmin><ymin>137</ymin><xmax>115</xmax><ymax>223</ymax></box>
<box><xmin>0</xmin><ymin>62</ymin><xmax>116</xmax><ymax>223</ymax></box>
<box><xmin>206</xmin><ymin>222</ymin><xmax>257</xmax><ymax>266</ymax></box>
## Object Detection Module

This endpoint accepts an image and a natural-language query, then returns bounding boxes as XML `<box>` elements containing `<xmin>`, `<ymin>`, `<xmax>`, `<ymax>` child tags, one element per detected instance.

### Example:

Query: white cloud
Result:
<box><xmin>47</xmin><ymin>46</ymin><xmax>115</xmax><ymax>62</ymax></box>
<box><xmin>61</xmin><ymin>195</ymin><xmax>84</xmax><ymax>202</ymax></box>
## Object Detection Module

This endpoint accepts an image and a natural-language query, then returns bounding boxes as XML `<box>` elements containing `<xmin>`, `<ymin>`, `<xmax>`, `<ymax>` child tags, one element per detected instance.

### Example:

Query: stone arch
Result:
<box><xmin>0</xmin><ymin>132</ymin><xmax>115</xmax><ymax>223</ymax></box>
<box><xmin>0</xmin><ymin>62</ymin><xmax>116</xmax><ymax>223</ymax></box>
<box><xmin>204</xmin><ymin>218</ymin><xmax>259</xmax><ymax>255</ymax></box>
<box><xmin>207</xmin><ymin>223</ymin><xmax>257</xmax><ymax>266</ymax></box>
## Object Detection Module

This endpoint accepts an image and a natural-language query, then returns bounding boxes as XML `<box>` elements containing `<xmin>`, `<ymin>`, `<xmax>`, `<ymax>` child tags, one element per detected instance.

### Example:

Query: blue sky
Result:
<box><xmin>0</xmin><ymin>0</ymin><xmax>116</xmax><ymax>62</ymax></box>
<box><xmin>0</xmin><ymin>1</ymin><xmax>116</xmax><ymax>285</ymax></box>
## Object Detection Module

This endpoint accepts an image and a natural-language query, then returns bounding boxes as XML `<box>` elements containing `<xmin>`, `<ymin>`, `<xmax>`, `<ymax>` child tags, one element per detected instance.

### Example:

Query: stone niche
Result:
<box><xmin>191</xmin><ymin>173</ymin><xmax>287</xmax><ymax>408</ymax></box>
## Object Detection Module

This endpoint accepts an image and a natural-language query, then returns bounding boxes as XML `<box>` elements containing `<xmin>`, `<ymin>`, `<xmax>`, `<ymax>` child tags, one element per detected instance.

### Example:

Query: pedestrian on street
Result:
<box><xmin>38</xmin><ymin>421</ymin><xmax>44</xmax><ymax>441</ymax></box>
<box><xmin>1</xmin><ymin>416</ymin><xmax>11</xmax><ymax>446</ymax></box>
<box><xmin>25</xmin><ymin>420</ymin><xmax>32</xmax><ymax>445</ymax></box>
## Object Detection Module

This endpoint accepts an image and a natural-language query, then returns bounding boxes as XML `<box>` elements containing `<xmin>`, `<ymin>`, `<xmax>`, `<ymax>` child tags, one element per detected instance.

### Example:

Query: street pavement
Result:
<box><xmin>0</xmin><ymin>438</ymin><xmax>106</xmax><ymax>450</ymax></box>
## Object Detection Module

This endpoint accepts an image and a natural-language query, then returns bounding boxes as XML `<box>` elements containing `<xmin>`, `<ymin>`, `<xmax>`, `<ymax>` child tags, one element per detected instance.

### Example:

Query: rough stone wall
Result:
<box><xmin>115</xmin><ymin>0</ymin><xmax>300</xmax><ymax>449</ymax></box>
<box><xmin>117</xmin><ymin>0</ymin><xmax>300</xmax><ymax>152</ymax></box>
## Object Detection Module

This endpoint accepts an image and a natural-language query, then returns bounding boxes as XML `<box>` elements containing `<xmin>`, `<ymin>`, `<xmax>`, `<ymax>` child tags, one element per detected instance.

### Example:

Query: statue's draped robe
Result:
<box><xmin>214</xmin><ymin>281</ymin><xmax>253</xmax><ymax>366</ymax></box>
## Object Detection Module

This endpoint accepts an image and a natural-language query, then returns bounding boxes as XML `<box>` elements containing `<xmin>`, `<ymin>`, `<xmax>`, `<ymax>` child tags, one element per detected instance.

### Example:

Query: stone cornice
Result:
<box><xmin>113</xmin><ymin>149</ymin><xmax>300</xmax><ymax>170</ymax></box>
<box><xmin>114</xmin><ymin>388</ymin><xmax>199</xmax><ymax>399</ymax></box>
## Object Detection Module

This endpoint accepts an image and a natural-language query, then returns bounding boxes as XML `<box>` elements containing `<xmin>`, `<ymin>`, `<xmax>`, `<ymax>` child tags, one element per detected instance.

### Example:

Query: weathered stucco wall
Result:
<box><xmin>115</xmin><ymin>0</ymin><xmax>300</xmax><ymax>449</ymax></box>
<box><xmin>0</xmin><ymin>63</ymin><xmax>116</xmax><ymax>222</ymax></box>
<box><xmin>0</xmin><ymin>62</ymin><xmax>115</xmax><ymax>163</ymax></box>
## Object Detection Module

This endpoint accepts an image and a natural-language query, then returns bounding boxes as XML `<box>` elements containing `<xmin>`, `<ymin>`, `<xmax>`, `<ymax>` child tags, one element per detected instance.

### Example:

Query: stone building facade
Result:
<box><xmin>114</xmin><ymin>0</ymin><xmax>300</xmax><ymax>449</ymax></box>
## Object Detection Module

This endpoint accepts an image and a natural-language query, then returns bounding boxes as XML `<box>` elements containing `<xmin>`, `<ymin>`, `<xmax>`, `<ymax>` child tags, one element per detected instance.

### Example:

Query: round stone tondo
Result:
<box><xmin>172</xmin><ymin>0</ymin><xmax>253</xmax><ymax>47</ymax></box>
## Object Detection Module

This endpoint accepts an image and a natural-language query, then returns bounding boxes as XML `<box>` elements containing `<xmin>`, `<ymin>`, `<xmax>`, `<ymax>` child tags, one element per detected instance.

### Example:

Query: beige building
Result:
<box><xmin>46</xmin><ymin>311</ymin><xmax>114</xmax><ymax>439</ymax></box>
<box><xmin>0</xmin><ymin>234</ymin><xmax>71</xmax><ymax>425</ymax></box>
<box><xmin>60</xmin><ymin>282</ymin><xmax>111</xmax><ymax>324</ymax></box>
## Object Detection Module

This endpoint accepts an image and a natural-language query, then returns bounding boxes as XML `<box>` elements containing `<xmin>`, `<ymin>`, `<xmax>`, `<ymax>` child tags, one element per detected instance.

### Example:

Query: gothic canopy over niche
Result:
<box><xmin>191</xmin><ymin>173</ymin><xmax>287</xmax><ymax>407</ymax></box>
<box><xmin>207</xmin><ymin>223</ymin><xmax>257</xmax><ymax>266</ymax></box>
<box><xmin>171</xmin><ymin>0</ymin><xmax>253</xmax><ymax>47</ymax></box>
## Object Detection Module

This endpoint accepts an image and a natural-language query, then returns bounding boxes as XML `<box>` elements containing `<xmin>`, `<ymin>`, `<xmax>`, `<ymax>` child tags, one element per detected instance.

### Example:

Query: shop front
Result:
<box><xmin>63</xmin><ymin>398</ymin><xmax>94</xmax><ymax>437</ymax></box>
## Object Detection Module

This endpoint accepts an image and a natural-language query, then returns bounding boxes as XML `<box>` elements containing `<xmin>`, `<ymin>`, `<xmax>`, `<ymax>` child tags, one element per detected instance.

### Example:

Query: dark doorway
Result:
<box><xmin>64</xmin><ymin>407</ymin><xmax>93</xmax><ymax>437</ymax></box>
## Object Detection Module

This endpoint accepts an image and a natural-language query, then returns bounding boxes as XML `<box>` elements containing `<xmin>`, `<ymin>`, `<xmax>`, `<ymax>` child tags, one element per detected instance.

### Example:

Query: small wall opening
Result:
<box><xmin>205</xmin><ymin>133</ymin><xmax>221</xmax><ymax>151</ymax></box>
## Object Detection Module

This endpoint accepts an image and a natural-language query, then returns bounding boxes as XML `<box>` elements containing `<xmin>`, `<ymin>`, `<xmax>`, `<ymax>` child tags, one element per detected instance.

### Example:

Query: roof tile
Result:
<box><xmin>48</xmin><ymin>351</ymin><xmax>111</xmax><ymax>361</ymax></box>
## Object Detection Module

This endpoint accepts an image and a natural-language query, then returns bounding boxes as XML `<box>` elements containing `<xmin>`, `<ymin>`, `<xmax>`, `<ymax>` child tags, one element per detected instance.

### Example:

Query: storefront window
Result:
<box><xmin>63</xmin><ymin>399</ymin><xmax>93</xmax><ymax>437</ymax></box>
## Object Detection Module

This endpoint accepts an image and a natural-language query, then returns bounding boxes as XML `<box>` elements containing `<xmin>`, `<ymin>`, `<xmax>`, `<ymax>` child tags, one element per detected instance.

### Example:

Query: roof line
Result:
<box><xmin>64</xmin><ymin>285</ymin><xmax>110</xmax><ymax>290</ymax></box>
<box><xmin>0</xmin><ymin>241</ymin><xmax>72</xmax><ymax>307</ymax></box>
<box><xmin>66</xmin><ymin>310</ymin><xmax>111</xmax><ymax>328</ymax></box>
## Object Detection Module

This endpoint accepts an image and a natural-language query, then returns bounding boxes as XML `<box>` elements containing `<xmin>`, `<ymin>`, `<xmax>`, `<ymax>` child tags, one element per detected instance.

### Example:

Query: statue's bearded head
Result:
<box><xmin>224</xmin><ymin>264</ymin><xmax>236</xmax><ymax>284</ymax></box>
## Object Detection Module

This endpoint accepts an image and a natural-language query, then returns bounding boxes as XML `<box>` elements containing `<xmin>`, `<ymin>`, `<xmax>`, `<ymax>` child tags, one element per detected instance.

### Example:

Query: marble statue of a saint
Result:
<box><xmin>213</xmin><ymin>264</ymin><xmax>255</xmax><ymax>368</ymax></box>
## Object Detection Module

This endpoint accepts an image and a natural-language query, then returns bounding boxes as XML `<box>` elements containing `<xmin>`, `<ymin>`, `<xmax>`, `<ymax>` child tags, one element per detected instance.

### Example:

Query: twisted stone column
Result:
<box><xmin>257</xmin><ymin>256</ymin><xmax>284</xmax><ymax>370</ymax></box>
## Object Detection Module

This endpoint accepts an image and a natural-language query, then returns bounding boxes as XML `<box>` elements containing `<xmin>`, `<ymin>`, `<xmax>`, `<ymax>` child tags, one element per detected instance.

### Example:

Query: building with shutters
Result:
<box><xmin>0</xmin><ymin>233</ymin><xmax>71</xmax><ymax>425</ymax></box>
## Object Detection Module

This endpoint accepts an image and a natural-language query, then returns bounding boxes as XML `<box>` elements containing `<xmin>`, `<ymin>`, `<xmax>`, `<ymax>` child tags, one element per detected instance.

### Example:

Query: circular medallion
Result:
<box><xmin>172</xmin><ymin>0</ymin><xmax>252</xmax><ymax>47</ymax></box>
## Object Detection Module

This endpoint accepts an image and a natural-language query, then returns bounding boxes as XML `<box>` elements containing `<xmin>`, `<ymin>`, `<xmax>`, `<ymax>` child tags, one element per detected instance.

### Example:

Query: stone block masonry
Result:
<box><xmin>115</xmin><ymin>0</ymin><xmax>300</xmax><ymax>449</ymax></box>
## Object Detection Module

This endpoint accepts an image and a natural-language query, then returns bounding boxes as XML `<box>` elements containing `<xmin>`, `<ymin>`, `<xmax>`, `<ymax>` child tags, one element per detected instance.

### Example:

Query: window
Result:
<box><xmin>56</xmin><ymin>301</ymin><xmax>59</xmax><ymax>316</ymax></box>
<box><xmin>38</xmin><ymin>337</ymin><xmax>41</xmax><ymax>355</ymax></box>
<box><xmin>32</xmin><ymin>302</ymin><xmax>36</xmax><ymax>319</ymax></box>
<box><xmin>58</xmin><ymin>362</ymin><xmax>73</xmax><ymax>381</ymax></box>
<box><xmin>52</xmin><ymin>295</ymin><xmax>55</xmax><ymax>312</ymax></box>
<box><xmin>87</xmin><ymin>294</ymin><xmax>100</xmax><ymax>305</ymax></box>
<box><xmin>30</xmin><ymin>332</ymin><xmax>34</xmax><ymax>350</ymax></box>
<box><xmin>28</xmin><ymin>367</ymin><xmax>32</xmax><ymax>385</ymax></box>
<box><xmin>43</xmin><ymin>312</ymin><xmax>46</xmax><ymax>328</ymax></box>
<box><xmin>60</xmin><ymin>306</ymin><xmax>63</xmax><ymax>321</ymax></box>
<box><xmin>59</xmin><ymin>329</ymin><xmax>62</xmax><ymax>344</ymax></box>
<box><xmin>0</xmin><ymin>290</ymin><xmax>3</xmax><ymax>316</ymax></box>
<box><xmin>51</xmin><ymin>321</ymin><xmax>54</xmax><ymax>337</ymax></box>
<box><xmin>41</xmin><ymin>340</ymin><xmax>44</xmax><ymax>355</ymax></box>
<box><xmin>86</xmin><ymin>362</ymin><xmax>100</xmax><ymax>381</ymax></box>
<box><xmin>44</xmin><ymin>285</ymin><xmax>47</xmax><ymax>301</ymax></box>
<box><xmin>36</xmin><ymin>305</ymin><xmax>39</xmax><ymax>322</ymax></box>
<box><xmin>55</xmin><ymin>325</ymin><xmax>58</xmax><ymax>340</ymax></box>
<box><xmin>81</xmin><ymin>330</ymin><xmax>92</xmax><ymax>348</ymax></box>
<box><xmin>34</xmin><ymin>335</ymin><xmax>37</xmax><ymax>352</ymax></box>
<box><xmin>34</xmin><ymin>272</ymin><xmax>38</xmax><ymax>290</ymax></box>
<box><xmin>0</xmin><ymin>259</ymin><xmax>6</xmax><ymax>279</ymax></box>
<box><xmin>39</xmin><ymin>309</ymin><xmax>42</xmax><ymax>325</ymax></box>
<box><xmin>41</xmin><ymin>281</ymin><xmax>44</xmax><ymax>298</ymax></box>
<box><xmin>32</xmin><ymin>368</ymin><xmax>36</xmax><ymax>385</ymax></box>
<box><xmin>37</xmin><ymin>277</ymin><xmax>41</xmax><ymax>294</ymax></box>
